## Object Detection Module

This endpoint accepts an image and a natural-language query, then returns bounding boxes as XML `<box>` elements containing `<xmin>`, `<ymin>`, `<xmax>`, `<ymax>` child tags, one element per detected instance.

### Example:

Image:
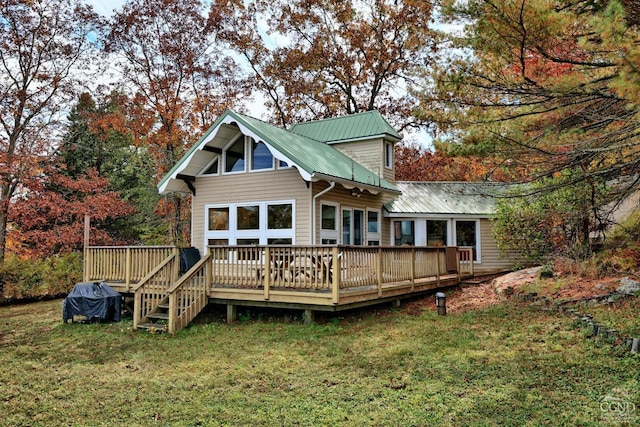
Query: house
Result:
<box><xmin>158</xmin><ymin>109</ymin><xmax>513</xmax><ymax>274</ymax></box>
<box><xmin>85</xmin><ymin>109</ymin><xmax>513</xmax><ymax>332</ymax></box>
<box><xmin>385</xmin><ymin>182</ymin><xmax>515</xmax><ymax>274</ymax></box>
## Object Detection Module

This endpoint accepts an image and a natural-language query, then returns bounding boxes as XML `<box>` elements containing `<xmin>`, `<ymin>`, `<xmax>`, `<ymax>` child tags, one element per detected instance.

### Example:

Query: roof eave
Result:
<box><xmin>312</xmin><ymin>172</ymin><xmax>400</xmax><ymax>195</ymax></box>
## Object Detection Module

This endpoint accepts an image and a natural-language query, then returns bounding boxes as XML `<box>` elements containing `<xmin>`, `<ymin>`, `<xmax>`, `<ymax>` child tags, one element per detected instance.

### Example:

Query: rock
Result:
<box><xmin>492</xmin><ymin>267</ymin><xmax>542</xmax><ymax>296</ymax></box>
<box><xmin>615</xmin><ymin>277</ymin><xmax>640</xmax><ymax>296</ymax></box>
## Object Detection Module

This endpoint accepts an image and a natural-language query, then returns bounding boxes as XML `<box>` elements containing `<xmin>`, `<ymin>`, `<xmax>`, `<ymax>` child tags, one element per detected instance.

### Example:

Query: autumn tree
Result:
<box><xmin>0</xmin><ymin>0</ymin><xmax>101</xmax><ymax>262</ymax></box>
<box><xmin>394</xmin><ymin>142</ymin><xmax>526</xmax><ymax>182</ymax></box>
<box><xmin>9</xmin><ymin>167</ymin><xmax>135</xmax><ymax>258</ymax></box>
<box><xmin>104</xmin><ymin>0</ymin><xmax>247</xmax><ymax>245</ymax></box>
<box><xmin>419</xmin><ymin>0</ymin><xmax>640</xmax><ymax>249</ymax></box>
<box><xmin>60</xmin><ymin>92</ymin><xmax>166</xmax><ymax>243</ymax></box>
<box><xmin>213</xmin><ymin>0</ymin><xmax>438</xmax><ymax>130</ymax></box>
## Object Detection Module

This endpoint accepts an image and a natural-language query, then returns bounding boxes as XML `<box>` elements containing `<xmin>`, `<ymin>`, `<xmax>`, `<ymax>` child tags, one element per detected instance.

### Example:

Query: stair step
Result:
<box><xmin>147</xmin><ymin>312</ymin><xmax>169</xmax><ymax>320</ymax></box>
<box><xmin>157</xmin><ymin>303</ymin><xmax>170</xmax><ymax>310</ymax></box>
<box><xmin>137</xmin><ymin>323</ymin><xmax>167</xmax><ymax>332</ymax></box>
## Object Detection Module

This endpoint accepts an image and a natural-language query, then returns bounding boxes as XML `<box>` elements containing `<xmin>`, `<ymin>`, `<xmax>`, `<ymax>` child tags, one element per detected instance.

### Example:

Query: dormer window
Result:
<box><xmin>224</xmin><ymin>136</ymin><xmax>246</xmax><ymax>173</ymax></box>
<box><xmin>385</xmin><ymin>142</ymin><xmax>393</xmax><ymax>169</ymax></box>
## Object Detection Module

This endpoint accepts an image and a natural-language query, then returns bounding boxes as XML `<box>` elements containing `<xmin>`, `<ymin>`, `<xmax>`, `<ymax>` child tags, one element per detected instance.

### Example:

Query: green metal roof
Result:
<box><xmin>385</xmin><ymin>182</ymin><xmax>513</xmax><ymax>216</ymax></box>
<box><xmin>289</xmin><ymin>110</ymin><xmax>401</xmax><ymax>143</ymax></box>
<box><xmin>158</xmin><ymin>109</ymin><xmax>399</xmax><ymax>195</ymax></box>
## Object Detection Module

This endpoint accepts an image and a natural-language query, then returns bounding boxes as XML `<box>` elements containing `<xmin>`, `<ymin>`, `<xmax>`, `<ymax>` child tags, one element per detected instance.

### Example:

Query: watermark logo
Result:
<box><xmin>600</xmin><ymin>389</ymin><xmax>636</xmax><ymax>423</ymax></box>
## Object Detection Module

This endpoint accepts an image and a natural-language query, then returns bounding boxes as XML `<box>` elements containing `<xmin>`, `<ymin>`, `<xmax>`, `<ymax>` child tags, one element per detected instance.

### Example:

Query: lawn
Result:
<box><xmin>1</xmin><ymin>297</ymin><xmax>638</xmax><ymax>426</ymax></box>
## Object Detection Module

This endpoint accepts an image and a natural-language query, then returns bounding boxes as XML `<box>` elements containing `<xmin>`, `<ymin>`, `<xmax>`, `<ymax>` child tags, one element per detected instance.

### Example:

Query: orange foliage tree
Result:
<box><xmin>9</xmin><ymin>168</ymin><xmax>135</xmax><ymax>258</ymax></box>
<box><xmin>0</xmin><ymin>0</ymin><xmax>101</xmax><ymax>262</ymax></box>
<box><xmin>104</xmin><ymin>0</ymin><xmax>248</xmax><ymax>245</ymax></box>
<box><xmin>395</xmin><ymin>143</ymin><xmax>525</xmax><ymax>182</ymax></box>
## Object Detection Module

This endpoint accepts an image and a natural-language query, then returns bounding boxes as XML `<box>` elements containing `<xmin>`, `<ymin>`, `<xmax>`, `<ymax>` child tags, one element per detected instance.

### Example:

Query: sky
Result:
<box><xmin>84</xmin><ymin>0</ymin><xmax>433</xmax><ymax>147</ymax></box>
<box><xmin>88</xmin><ymin>0</ymin><xmax>124</xmax><ymax>17</ymax></box>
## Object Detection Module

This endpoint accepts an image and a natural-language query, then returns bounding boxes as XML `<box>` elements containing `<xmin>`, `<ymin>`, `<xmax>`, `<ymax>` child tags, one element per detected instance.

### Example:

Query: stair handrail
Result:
<box><xmin>131</xmin><ymin>253</ymin><xmax>177</xmax><ymax>293</ymax></box>
<box><xmin>133</xmin><ymin>253</ymin><xmax>179</xmax><ymax>329</ymax></box>
<box><xmin>167</xmin><ymin>253</ymin><xmax>212</xmax><ymax>334</ymax></box>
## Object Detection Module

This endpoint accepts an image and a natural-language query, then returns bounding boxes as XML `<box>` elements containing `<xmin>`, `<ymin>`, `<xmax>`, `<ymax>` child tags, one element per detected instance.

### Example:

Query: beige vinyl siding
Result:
<box><xmin>191</xmin><ymin>168</ymin><xmax>310</xmax><ymax>252</ymax></box>
<box><xmin>312</xmin><ymin>181</ymin><xmax>395</xmax><ymax>245</ymax></box>
<box><xmin>333</xmin><ymin>138</ymin><xmax>396</xmax><ymax>185</ymax></box>
<box><xmin>478</xmin><ymin>218</ymin><xmax>515</xmax><ymax>273</ymax></box>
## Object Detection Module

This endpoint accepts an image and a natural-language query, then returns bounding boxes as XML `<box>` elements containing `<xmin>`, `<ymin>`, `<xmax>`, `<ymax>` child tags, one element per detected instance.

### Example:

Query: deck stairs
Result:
<box><xmin>137</xmin><ymin>298</ymin><xmax>170</xmax><ymax>333</ymax></box>
<box><xmin>133</xmin><ymin>252</ymin><xmax>210</xmax><ymax>334</ymax></box>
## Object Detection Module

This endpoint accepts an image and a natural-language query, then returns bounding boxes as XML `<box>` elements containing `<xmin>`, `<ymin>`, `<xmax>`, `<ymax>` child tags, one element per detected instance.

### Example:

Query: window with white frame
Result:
<box><xmin>455</xmin><ymin>219</ymin><xmax>479</xmax><ymax>261</ymax></box>
<box><xmin>320</xmin><ymin>203</ymin><xmax>338</xmax><ymax>244</ymax></box>
<box><xmin>205</xmin><ymin>200</ymin><xmax>295</xmax><ymax>246</ymax></box>
<box><xmin>202</xmin><ymin>157</ymin><xmax>219</xmax><ymax>175</ymax></box>
<box><xmin>427</xmin><ymin>219</ymin><xmax>448</xmax><ymax>247</ymax></box>
<box><xmin>394</xmin><ymin>220</ymin><xmax>415</xmax><ymax>245</ymax></box>
<box><xmin>224</xmin><ymin>136</ymin><xmax>246</xmax><ymax>173</ymax></box>
<box><xmin>367</xmin><ymin>209</ymin><xmax>381</xmax><ymax>245</ymax></box>
<box><xmin>385</xmin><ymin>142</ymin><xmax>393</xmax><ymax>169</ymax></box>
<box><xmin>342</xmin><ymin>208</ymin><xmax>364</xmax><ymax>245</ymax></box>
<box><xmin>250</xmin><ymin>139</ymin><xmax>274</xmax><ymax>171</ymax></box>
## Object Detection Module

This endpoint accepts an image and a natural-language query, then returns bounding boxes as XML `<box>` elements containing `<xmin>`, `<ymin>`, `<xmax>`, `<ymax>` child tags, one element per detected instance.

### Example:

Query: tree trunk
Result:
<box><xmin>0</xmin><ymin>203</ymin><xmax>7</xmax><ymax>264</ymax></box>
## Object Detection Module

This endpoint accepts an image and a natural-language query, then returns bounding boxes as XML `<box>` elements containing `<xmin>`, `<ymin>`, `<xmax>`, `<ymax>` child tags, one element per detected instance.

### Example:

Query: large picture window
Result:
<box><xmin>268</xmin><ymin>204</ymin><xmax>292</xmax><ymax>229</ymax></box>
<box><xmin>427</xmin><ymin>220</ymin><xmax>448</xmax><ymax>246</ymax></box>
<box><xmin>237</xmin><ymin>205</ymin><xmax>259</xmax><ymax>230</ymax></box>
<box><xmin>394</xmin><ymin>220</ymin><xmax>415</xmax><ymax>245</ymax></box>
<box><xmin>208</xmin><ymin>207</ymin><xmax>229</xmax><ymax>231</ymax></box>
<box><xmin>205</xmin><ymin>201</ymin><xmax>295</xmax><ymax>247</ymax></box>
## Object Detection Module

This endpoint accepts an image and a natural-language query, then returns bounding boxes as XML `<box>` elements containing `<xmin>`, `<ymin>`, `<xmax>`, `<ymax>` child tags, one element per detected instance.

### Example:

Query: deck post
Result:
<box><xmin>376</xmin><ymin>247</ymin><xmax>383</xmax><ymax>297</ymax></box>
<box><xmin>410</xmin><ymin>247</ymin><xmax>416</xmax><ymax>291</ymax></box>
<box><xmin>125</xmin><ymin>247</ymin><xmax>132</xmax><ymax>292</ymax></box>
<box><xmin>205</xmin><ymin>247</ymin><xmax>213</xmax><ymax>294</ymax></box>
<box><xmin>303</xmin><ymin>309</ymin><xmax>314</xmax><ymax>325</ymax></box>
<box><xmin>83</xmin><ymin>248</ymin><xmax>90</xmax><ymax>283</ymax></box>
<box><xmin>226</xmin><ymin>303</ymin><xmax>236</xmax><ymax>324</ymax></box>
<box><xmin>331</xmin><ymin>246</ymin><xmax>340</xmax><ymax>304</ymax></box>
<box><xmin>168</xmin><ymin>291</ymin><xmax>177</xmax><ymax>334</ymax></box>
<box><xmin>172</xmin><ymin>247</ymin><xmax>180</xmax><ymax>284</ymax></box>
<box><xmin>457</xmin><ymin>248</ymin><xmax>461</xmax><ymax>282</ymax></box>
<box><xmin>264</xmin><ymin>246</ymin><xmax>271</xmax><ymax>300</ymax></box>
<box><xmin>436</xmin><ymin>248</ymin><xmax>441</xmax><ymax>287</ymax></box>
<box><xmin>133</xmin><ymin>290</ymin><xmax>141</xmax><ymax>329</ymax></box>
<box><xmin>83</xmin><ymin>215</ymin><xmax>89</xmax><ymax>282</ymax></box>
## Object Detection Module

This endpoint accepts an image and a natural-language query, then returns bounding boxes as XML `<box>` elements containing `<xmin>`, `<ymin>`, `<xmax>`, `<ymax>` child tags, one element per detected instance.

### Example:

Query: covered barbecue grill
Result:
<box><xmin>62</xmin><ymin>281</ymin><xmax>122</xmax><ymax>323</ymax></box>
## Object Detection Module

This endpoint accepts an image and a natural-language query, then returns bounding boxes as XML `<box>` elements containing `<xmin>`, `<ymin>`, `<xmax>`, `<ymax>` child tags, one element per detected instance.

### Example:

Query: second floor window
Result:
<box><xmin>225</xmin><ymin>137</ymin><xmax>245</xmax><ymax>173</ymax></box>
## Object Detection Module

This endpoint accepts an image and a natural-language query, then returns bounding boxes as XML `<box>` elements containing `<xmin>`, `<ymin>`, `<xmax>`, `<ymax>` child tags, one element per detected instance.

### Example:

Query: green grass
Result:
<box><xmin>1</xmin><ymin>299</ymin><xmax>638</xmax><ymax>426</ymax></box>
<box><xmin>570</xmin><ymin>296</ymin><xmax>640</xmax><ymax>338</ymax></box>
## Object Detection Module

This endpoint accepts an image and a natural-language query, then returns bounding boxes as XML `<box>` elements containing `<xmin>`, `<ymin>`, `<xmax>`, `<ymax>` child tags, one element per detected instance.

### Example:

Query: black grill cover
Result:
<box><xmin>179</xmin><ymin>247</ymin><xmax>201</xmax><ymax>274</ymax></box>
<box><xmin>62</xmin><ymin>282</ymin><xmax>122</xmax><ymax>323</ymax></box>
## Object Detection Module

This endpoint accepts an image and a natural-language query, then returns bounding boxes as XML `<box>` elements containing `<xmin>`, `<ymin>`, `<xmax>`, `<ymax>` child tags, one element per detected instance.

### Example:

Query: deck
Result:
<box><xmin>84</xmin><ymin>245</ymin><xmax>474</xmax><ymax>333</ymax></box>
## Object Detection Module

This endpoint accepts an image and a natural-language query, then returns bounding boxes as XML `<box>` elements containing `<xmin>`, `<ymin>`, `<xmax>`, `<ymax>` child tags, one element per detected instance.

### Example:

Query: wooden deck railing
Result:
<box><xmin>458</xmin><ymin>247</ymin><xmax>474</xmax><ymax>277</ymax></box>
<box><xmin>84</xmin><ymin>246</ymin><xmax>177</xmax><ymax>291</ymax></box>
<box><xmin>206</xmin><ymin>245</ymin><xmax>470</xmax><ymax>294</ymax></box>
<box><xmin>85</xmin><ymin>244</ymin><xmax>474</xmax><ymax>333</ymax></box>
<box><xmin>167</xmin><ymin>254</ymin><xmax>211</xmax><ymax>334</ymax></box>
<box><xmin>132</xmin><ymin>252</ymin><xmax>179</xmax><ymax>329</ymax></box>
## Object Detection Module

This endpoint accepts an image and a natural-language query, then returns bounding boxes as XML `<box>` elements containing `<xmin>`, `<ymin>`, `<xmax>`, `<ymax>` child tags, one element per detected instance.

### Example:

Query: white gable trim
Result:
<box><xmin>158</xmin><ymin>115</ymin><xmax>311</xmax><ymax>194</ymax></box>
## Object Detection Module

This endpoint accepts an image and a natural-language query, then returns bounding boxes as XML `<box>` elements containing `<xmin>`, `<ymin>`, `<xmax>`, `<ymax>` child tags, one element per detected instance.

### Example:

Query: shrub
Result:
<box><xmin>538</xmin><ymin>264</ymin><xmax>554</xmax><ymax>279</ymax></box>
<box><xmin>0</xmin><ymin>252</ymin><xmax>83</xmax><ymax>300</ymax></box>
